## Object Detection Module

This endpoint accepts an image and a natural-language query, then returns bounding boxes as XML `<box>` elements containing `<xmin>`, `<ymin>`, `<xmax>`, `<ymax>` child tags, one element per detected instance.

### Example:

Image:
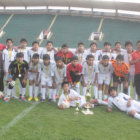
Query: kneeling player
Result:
<box><xmin>5</xmin><ymin>53</ymin><xmax>29</xmax><ymax>102</ymax></box>
<box><xmin>108</xmin><ymin>87</ymin><xmax>140</xmax><ymax>120</ymax></box>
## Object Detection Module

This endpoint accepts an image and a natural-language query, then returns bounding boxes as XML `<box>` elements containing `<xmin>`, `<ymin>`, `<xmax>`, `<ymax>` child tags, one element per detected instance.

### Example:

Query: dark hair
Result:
<box><xmin>16</xmin><ymin>52</ymin><xmax>24</xmax><ymax>58</ymax></box>
<box><xmin>20</xmin><ymin>38</ymin><xmax>27</xmax><ymax>43</ymax></box>
<box><xmin>32</xmin><ymin>41</ymin><xmax>39</xmax><ymax>46</ymax></box>
<box><xmin>136</xmin><ymin>40</ymin><xmax>140</xmax><ymax>45</ymax></box>
<box><xmin>61</xmin><ymin>44</ymin><xmax>68</xmax><ymax>48</ymax></box>
<box><xmin>125</xmin><ymin>41</ymin><xmax>133</xmax><ymax>47</ymax></box>
<box><xmin>102</xmin><ymin>55</ymin><xmax>109</xmax><ymax>60</ymax></box>
<box><xmin>62</xmin><ymin>81</ymin><xmax>69</xmax><ymax>88</ymax></box>
<box><xmin>43</xmin><ymin>54</ymin><xmax>50</xmax><ymax>60</ymax></box>
<box><xmin>6</xmin><ymin>38</ymin><xmax>13</xmax><ymax>43</ymax></box>
<box><xmin>32</xmin><ymin>53</ymin><xmax>39</xmax><ymax>59</ymax></box>
<box><xmin>116</xmin><ymin>54</ymin><xmax>124</xmax><ymax>61</ymax></box>
<box><xmin>104</xmin><ymin>42</ymin><xmax>111</xmax><ymax>47</ymax></box>
<box><xmin>90</xmin><ymin>42</ymin><xmax>97</xmax><ymax>47</ymax></box>
<box><xmin>55</xmin><ymin>56</ymin><xmax>63</xmax><ymax>62</ymax></box>
<box><xmin>86</xmin><ymin>54</ymin><xmax>94</xmax><ymax>60</ymax></box>
<box><xmin>71</xmin><ymin>55</ymin><xmax>78</xmax><ymax>61</ymax></box>
<box><xmin>78</xmin><ymin>42</ymin><xmax>84</xmax><ymax>46</ymax></box>
<box><xmin>109</xmin><ymin>87</ymin><xmax>117</xmax><ymax>94</ymax></box>
<box><xmin>47</xmin><ymin>41</ymin><xmax>53</xmax><ymax>45</ymax></box>
<box><xmin>115</xmin><ymin>42</ymin><xmax>121</xmax><ymax>46</ymax></box>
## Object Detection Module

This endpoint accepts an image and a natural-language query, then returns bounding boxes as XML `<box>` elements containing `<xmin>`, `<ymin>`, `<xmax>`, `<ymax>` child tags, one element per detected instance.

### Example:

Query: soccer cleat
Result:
<box><xmin>34</xmin><ymin>97</ymin><xmax>38</xmax><ymax>102</ymax></box>
<box><xmin>22</xmin><ymin>97</ymin><xmax>27</xmax><ymax>102</ymax></box>
<box><xmin>28</xmin><ymin>97</ymin><xmax>33</xmax><ymax>102</ymax></box>
<box><xmin>104</xmin><ymin>99</ymin><xmax>108</xmax><ymax>103</ymax></box>
<box><xmin>5</xmin><ymin>97</ymin><xmax>10</xmax><ymax>103</ymax></box>
<box><xmin>56</xmin><ymin>94</ymin><xmax>59</xmax><ymax>99</ymax></box>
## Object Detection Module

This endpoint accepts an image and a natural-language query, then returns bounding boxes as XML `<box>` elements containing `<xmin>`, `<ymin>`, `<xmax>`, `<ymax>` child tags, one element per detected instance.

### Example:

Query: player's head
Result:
<box><xmin>32</xmin><ymin>41</ymin><xmax>39</xmax><ymax>50</ymax></box>
<box><xmin>62</xmin><ymin>81</ymin><xmax>70</xmax><ymax>93</ymax></box>
<box><xmin>43</xmin><ymin>54</ymin><xmax>50</xmax><ymax>65</ymax></box>
<box><xmin>115</xmin><ymin>42</ymin><xmax>121</xmax><ymax>51</ymax></box>
<box><xmin>61</xmin><ymin>44</ymin><xmax>68</xmax><ymax>53</ymax></box>
<box><xmin>6</xmin><ymin>38</ymin><xmax>13</xmax><ymax>47</ymax></box>
<box><xmin>20</xmin><ymin>38</ymin><xmax>27</xmax><ymax>47</ymax></box>
<box><xmin>125</xmin><ymin>41</ymin><xmax>133</xmax><ymax>52</ymax></box>
<box><xmin>32</xmin><ymin>53</ymin><xmax>39</xmax><ymax>64</ymax></box>
<box><xmin>102</xmin><ymin>55</ymin><xmax>109</xmax><ymax>66</ymax></box>
<box><xmin>46</xmin><ymin>41</ymin><xmax>53</xmax><ymax>51</ymax></box>
<box><xmin>77</xmin><ymin>42</ymin><xmax>84</xmax><ymax>52</ymax></box>
<box><xmin>71</xmin><ymin>55</ymin><xmax>79</xmax><ymax>66</ymax></box>
<box><xmin>86</xmin><ymin>54</ymin><xmax>94</xmax><ymax>65</ymax></box>
<box><xmin>16</xmin><ymin>52</ymin><xmax>24</xmax><ymax>63</ymax></box>
<box><xmin>109</xmin><ymin>87</ymin><xmax>117</xmax><ymax>97</ymax></box>
<box><xmin>136</xmin><ymin>40</ymin><xmax>140</xmax><ymax>51</ymax></box>
<box><xmin>90</xmin><ymin>42</ymin><xmax>97</xmax><ymax>51</ymax></box>
<box><xmin>116</xmin><ymin>54</ymin><xmax>124</xmax><ymax>65</ymax></box>
<box><xmin>104</xmin><ymin>42</ymin><xmax>111</xmax><ymax>51</ymax></box>
<box><xmin>55</xmin><ymin>56</ymin><xmax>64</xmax><ymax>68</ymax></box>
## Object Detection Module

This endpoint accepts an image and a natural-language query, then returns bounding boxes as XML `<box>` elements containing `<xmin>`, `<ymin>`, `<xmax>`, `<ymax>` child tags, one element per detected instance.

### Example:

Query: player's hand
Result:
<box><xmin>107</xmin><ymin>108</ymin><xmax>112</xmax><ymax>112</ymax></box>
<box><xmin>93</xmin><ymin>81</ymin><xmax>98</xmax><ymax>86</ymax></box>
<box><xmin>8</xmin><ymin>78</ymin><xmax>12</xmax><ymax>82</ymax></box>
<box><xmin>22</xmin><ymin>78</ymin><xmax>27</xmax><ymax>85</ymax></box>
<box><xmin>128</xmin><ymin>110</ymin><xmax>136</xmax><ymax>116</ymax></box>
<box><xmin>127</xmin><ymin>100</ymin><xmax>131</xmax><ymax>107</ymax></box>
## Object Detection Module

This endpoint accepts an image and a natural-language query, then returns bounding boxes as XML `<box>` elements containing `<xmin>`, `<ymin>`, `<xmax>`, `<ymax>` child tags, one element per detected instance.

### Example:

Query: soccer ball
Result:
<box><xmin>62</xmin><ymin>100</ymin><xmax>70</xmax><ymax>108</ymax></box>
<box><xmin>0</xmin><ymin>92</ymin><xmax>4</xmax><ymax>99</ymax></box>
<box><xmin>8</xmin><ymin>81</ymin><xmax>15</xmax><ymax>88</ymax></box>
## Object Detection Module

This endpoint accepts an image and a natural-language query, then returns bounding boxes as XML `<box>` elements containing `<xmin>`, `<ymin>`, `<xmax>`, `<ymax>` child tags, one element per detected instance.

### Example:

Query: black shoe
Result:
<box><xmin>40</xmin><ymin>99</ymin><xmax>46</xmax><ymax>102</ymax></box>
<box><xmin>48</xmin><ymin>99</ymin><xmax>52</xmax><ymax>103</ymax></box>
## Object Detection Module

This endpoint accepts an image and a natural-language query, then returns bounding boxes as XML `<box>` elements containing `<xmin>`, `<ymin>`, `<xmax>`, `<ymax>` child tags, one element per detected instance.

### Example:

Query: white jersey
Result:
<box><xmin>98</xmin><ymin>62</ymin><xmax>113</xmax><ymax>74</ymax></box>
<box><xmin>41</xmin><ymin>48</ymin><xmax>56</xmax><ymax>62</ymax></box>
<box><xmin>101</xmin><ymin>50</ymin><xmax>115</xmax><ymax>60</ymax></box>
<box><xmin>113</xmin><ymin>49</ymin><xmax>127</xmax><ymax>59</ymax></box>
<box><xmin>17</xmin><ymin>47</ymin><xmax>30</xmax><ymax>62</ymax></box>
<box><xmin>52</xmin><ymin>64</ymin><xmax>67</xmax><ymax>83</ymax></box>
<box><xmin>2</xmin><ymin>48</ymin><xmax>17</xmax><ymax>72</ymax></box>
<box><xmin>108</xmin><ymin>93</ymin><xmax>131</xmax><ymax>112</ymax></box>
<box><xmin>74</xmin><ymin>51</ymin><xmax>87</xmax><ymax>64</ymax></box>
<box><xmin>29</xmin><ymin>61</ymin><xmax>42</xmax><ymax>73</ymax></box>
<box><xmin>27</xmin><ymin>48</ymin><xmax>42</xmax><ymax>61</ymax></box>
<box><xmin>85</xmin><ymin>49</ymin><xmax>101</xmax><ymax>62</ymax></box>
<box><xmin>58</xmin><ymin>89</ymin><xmax>86</xmax><ymax>107</ymax></box>
<box><xmin>82</xmin><ymin>61</ymin><xmax>98</xmax><ymax>84</ymax></box>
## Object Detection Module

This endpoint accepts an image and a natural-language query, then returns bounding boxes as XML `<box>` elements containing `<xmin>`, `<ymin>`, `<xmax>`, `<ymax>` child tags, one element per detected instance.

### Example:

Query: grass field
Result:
<box><xmin>0</xmin><ymin>82</ymin><xmax>140</xmax><ymax>140</ymax></box>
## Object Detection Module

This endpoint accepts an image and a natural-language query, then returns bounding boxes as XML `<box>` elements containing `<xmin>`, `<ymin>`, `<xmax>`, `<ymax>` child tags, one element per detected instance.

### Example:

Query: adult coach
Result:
<box><xmin>130</xmin><ymin>40</ymin><xmax>140</xmax><ymax>100</ymax></box>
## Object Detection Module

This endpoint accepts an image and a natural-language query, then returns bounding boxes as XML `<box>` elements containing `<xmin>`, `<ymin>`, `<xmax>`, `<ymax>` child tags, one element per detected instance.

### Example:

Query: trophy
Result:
<box><xmin>82</xmin><ymin>81</ymin><xmax>94</xmax><ymax>115</ymax></box>
<box><xmin>74</xmin><ymin>101</ymin><xmax>79</xmax><ymax>115</ymax></box>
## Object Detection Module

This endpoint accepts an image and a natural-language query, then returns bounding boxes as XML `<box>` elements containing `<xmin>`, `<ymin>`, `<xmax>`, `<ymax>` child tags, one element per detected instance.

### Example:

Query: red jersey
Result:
<box><xmin>131</xmin><ymin>50</ymin><xmax>140</xmax><ymax>75</ymax></box>
<box><xmin>67</xmin><ymin>63</ymin><xmax>82</xmax><ymax>83</ymax></box>
<box><xmin>56</xmin><ymin>51</ymin><xmax>73</xmax><ymax>64</ymax></box>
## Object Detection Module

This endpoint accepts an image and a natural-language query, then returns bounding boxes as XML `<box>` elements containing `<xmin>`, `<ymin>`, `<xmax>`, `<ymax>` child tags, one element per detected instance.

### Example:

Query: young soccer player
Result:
<box><xmin>28</xmin><ymin>53</ymin><xmax>41</xmax><ymax>102</ymax></box>
<box><xmin>56</xmin><ymin>44</ymin><xmax>73</xmax><ymax>64</ymax></box>
<box><xmin>111</xmin><ymin>54</ymin><xmax>129</xmax><ymax>95</ymax></box>
<box><xmin>67</xmin><ymin>56</ymin><xmax>82</xmax><ymax>94</ymax></box>
<box><xmin>130</xmin><ymin>40</ymin><xmax>140</xmax><ymax>100</ymax></box>
<box><xmin>81</xmin><ymin>54</ymin><xmax>98</xmax><ymax>98</ymax></box>
<box><xmin>3</xmin><ymin>39</ymin><xmax>17</xmax><ymax>98</ymax></box>
<box><xmin>108</xmin><ymin>87</ymin><xmax>140</xmax><ymax>120</ymax></box>
<box><xmin>5</xmin><ymin>53</ymin><xmax>29</xmax><ymax>102</ymax></box>
<box><xmin>41</xmin><ymin>54</ymin><xmax>56</xmax><ymax>102</ymax></box>
<box><xmin>41</xmin><ymin>41</ymin><xmax>57</xmax><ymax>63</ymax></box>
<box><xmin>51</xmin><ymin>56</ymin><xmax>67</xmax><ymax>102</ymax></box>
<box><xmin>98</xmin><ymin>55</ymin><xmax>113</xmax><ymax>101</ymax></box>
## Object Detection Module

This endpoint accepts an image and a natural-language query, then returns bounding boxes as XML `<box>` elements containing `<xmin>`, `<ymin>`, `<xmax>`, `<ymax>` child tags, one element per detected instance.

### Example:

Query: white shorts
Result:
<box><xmin>98</xmin><ymin>73</ymin><xmax>111</xmax><ymax>85</ymax></box>
<box><xmin>84</xmin><ymin>77</ymin><xmax>95</xmax><ymax>84</ymax></box>
<box><xmin>41</xmin><ymin>76</ymin><xmax>52</xmax><ymax>87</ymax></box>
<box><xmin>29</xmin><ymin>72</ymin><xmax>41</xmax><ymax>82</ymax></box>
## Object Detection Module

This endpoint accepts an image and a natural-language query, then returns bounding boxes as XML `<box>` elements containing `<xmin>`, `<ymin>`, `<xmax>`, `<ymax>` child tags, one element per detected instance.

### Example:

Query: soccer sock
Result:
<box><xmin>82</xmin><ymin>86</ymin><xmax>87</xmax><ymax>96</ymax></box>
<box><xmin>128</xmin><ymin>86</ymin><xmax>130</xmax><ymax>96</ymax></box>
<box><xmin>134</xmin><ymin>87</ymin><xmax>138</xmax><ymax>100</ymax></box>
<box><xmin>22</xmin><ymin>88</ymin><xmax>26</xmax><ymax>97</ymax></box>
<box><xmin>93</xmin><ymin>86</ymin><xmax>98</xmax><ymax>99</ymax></box>
<box><xmin>7</xmin><ymin>88</ymin><xmax>12</xmax><ymax>97</ymax></box>
<box><xmin>19</xmin><ymin>82</ymin><xmax>22</xmax><ymax>95</ymax></box>
<box><xmin>123</xmin><ymin>88</ymin><xmax>128</xmax><ymax>95</ymax></box>
<box><xmin>98</xmin><ymin>99</ymin><xmax>108</xmax><ymax>106</ymax></box>
<box><xmin>104</xmin><ymin>94</ymin><xmax>108</xmax><ymax>100</ymax></box>
<box><xmin>118</xmin><ymin>84</ymin><xmax>122</xmax><ymax>92</ymax></box>
<box><xmin>134</xmin><ymin>113</ymin><xmax>140</xmax><ymax>120</ymax></box>
<box><xmin>98</xmin><ymin>90</ymin><xmax>102</xmax><ymax>100</ymax></box>
<box><xmin>49</xmin><ymin>88</ymin><xmax>52</xmax><ymax>99</ymax></box>
<box><xmin>42</xmin><ymin>88</ymin><xmax>46</xmax><ymax>100</ymax></box>
<box><xmin>52</xmin><ymin>89</ymin><xmax>56</xmax><ymax>101</ymax></box>
<box><xmin>12</xmin><ymin>86</ymin><xmax>16</xmax><ymax>97</ymax></box>
<box><xmin>29</xmin><ymin>86</ymin><xmax>33</xmax><ymax>97</ymax></box>
<box><xmin>34</xmin><ymin>86</ymin><xmax>39</xmax><ymax>97</ymax></box>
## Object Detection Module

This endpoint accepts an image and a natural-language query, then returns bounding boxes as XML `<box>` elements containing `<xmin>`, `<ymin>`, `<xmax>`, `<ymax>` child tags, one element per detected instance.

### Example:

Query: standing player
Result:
<box><xmin>5</xmin><ymin>53</ymin><xmax>29</xmax><ymax>102</ymax></box>
<box><xmin>81</xmin><ymin>54</ymin><xmax>98</xmax><ymax>99</ymax></box>
<box><xmin>28</xmin><ymin>53</ymin><xmax>41</xmax><ymax>102</ymax></box>
<box><xmin>67</xmin><ymin>56</ymin><xmax>82</xmax><ymax>94</ymax></box>
<box><xmin>98</xmin><ymin>55</ymin><xmax>113</xmax><ymax>101</ymax></box>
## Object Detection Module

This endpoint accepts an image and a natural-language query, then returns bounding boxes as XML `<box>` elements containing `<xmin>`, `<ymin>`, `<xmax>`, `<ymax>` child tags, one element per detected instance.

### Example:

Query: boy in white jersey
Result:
<box><xmin>51</xmin><ymin>56</ymin><xmax>67</xmax><ymax>102</ymax></box>
<box><xmin>81</xmin><ymin>54</ymin><xmax>98</xmax><ymax>98</ymax></box>
<box><xmin>41</xmin><ymin>54</ymin><xmax>55</xmax><ymax>102</ymax></box>
<box><xmin>98</xmin><ymin>55</ymin><xmax>113</xmax><ymax>101</ymax></box>
<box><xmin>74</xmin><ymin>42</ymin><xmax>87</xmax><ymax>64</ymax></box>
<box><xmin>124</xmin><ymin>41</ymin><xmax>137</xmax><ymax>98</ymax></box>
<box><xmin>28</xmin><ymin>53</ymin><xmax>41</xmax><ymax>102</ymax></box>
<box><xmin>41</xmin><ymin>41</ymin><xmax>57</xmax><ymax>63</ymax></box>
<box><xmin>2</xmin><ymin>39</ymin><xmax>17</xmax><ymax>98</ymax></box>
<box><xmin>85</xmin><ymin>42</ymin><xmax>101</xmax><ymax>62</ymax></box>
<box><xmin>108</xmin><ymin>87</ymin><xmax>140</xmax><ymax>120</ymax></box>
<box><xmin>27</xmin><ymin>41</ymin><xmax>42</xmax><ymax>62</ymax></box>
